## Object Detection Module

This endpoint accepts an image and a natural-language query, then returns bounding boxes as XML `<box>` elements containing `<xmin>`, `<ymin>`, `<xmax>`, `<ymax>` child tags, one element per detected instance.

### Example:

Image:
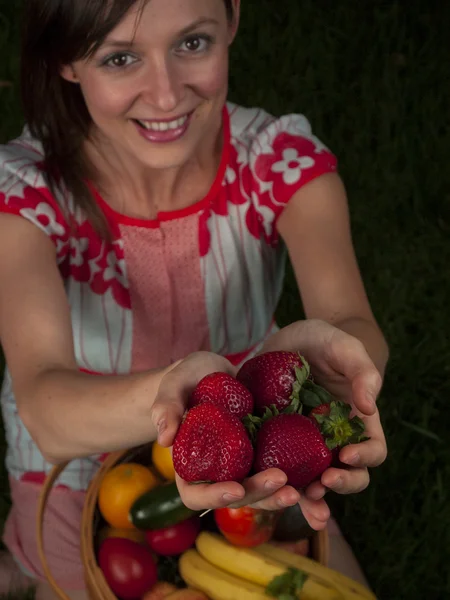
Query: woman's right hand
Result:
<box><xmin>150</xmin><ymin>352</ymin><xmax>328</xmax><ymax>527</ymax></box>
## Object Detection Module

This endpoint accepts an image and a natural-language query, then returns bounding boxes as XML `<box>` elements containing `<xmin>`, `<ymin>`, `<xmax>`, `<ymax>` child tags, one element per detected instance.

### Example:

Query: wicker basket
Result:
<box><xmin>37</xmin><ymin>447</ymin><xmax>330</xmax><ymax>600</ymax></box>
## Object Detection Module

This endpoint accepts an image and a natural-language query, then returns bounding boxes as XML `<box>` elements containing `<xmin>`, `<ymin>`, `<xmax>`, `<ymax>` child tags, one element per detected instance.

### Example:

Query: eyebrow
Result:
<box><xmin>102</xmin><ymin>17</ymin><xmax>219</xmax><ymax>50</ymax></box>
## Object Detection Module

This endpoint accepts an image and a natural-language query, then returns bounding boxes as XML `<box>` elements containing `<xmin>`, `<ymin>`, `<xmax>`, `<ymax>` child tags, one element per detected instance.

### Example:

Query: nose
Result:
<box><xmin>140</xmin><ymin>56</ymin><xmax>184</xmax><ymax>113</ymax></box>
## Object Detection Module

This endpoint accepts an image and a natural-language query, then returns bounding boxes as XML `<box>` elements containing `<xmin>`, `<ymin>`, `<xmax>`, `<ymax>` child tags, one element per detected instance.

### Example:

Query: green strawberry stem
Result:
<box><xmin>313</xmin><ymin>401</ymin><xmax>368</xmax><ymax>450</ymax></box>
<box><xmin>289</xmin><ymin>356</ymin><xmax>311</xmax><ymax>403</ymax></box>
<box><xmin>300</xmin><ymin>379</ymin><xmax>334</xmax><ymax>407</ymax></box>
<box><xmin>242</xmin><ymin>413</ymin><xmax>262</xmax><ymax>443</ymax></box>
<box><xmin>288</xmin><ymin>354</ymin><xmax>334</xmax><ymax>411</ymax></box>
<box><xmin>265</xmin><ymin>567</ymin><xmax>307</xmax><ymax>599</ymax></box>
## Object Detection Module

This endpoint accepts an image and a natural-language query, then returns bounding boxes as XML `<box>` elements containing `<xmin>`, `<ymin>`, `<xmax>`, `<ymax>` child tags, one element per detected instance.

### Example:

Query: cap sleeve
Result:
<box><xmin>0</xmin><ymin>141</ymin><xmax>69</xmax><ymax>261</ymax></box>
<box><xmin>247</xmin><ymin>113</ymin><xmax>338</xmax><ymax>239</ymax></box>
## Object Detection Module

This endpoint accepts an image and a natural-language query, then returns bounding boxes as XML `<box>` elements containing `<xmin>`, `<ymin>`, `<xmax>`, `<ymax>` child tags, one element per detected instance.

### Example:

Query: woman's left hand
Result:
<box><xmin>262</xmin><ymin>319</ymin><xmax>387</xmax><ymax>524</ymax></box>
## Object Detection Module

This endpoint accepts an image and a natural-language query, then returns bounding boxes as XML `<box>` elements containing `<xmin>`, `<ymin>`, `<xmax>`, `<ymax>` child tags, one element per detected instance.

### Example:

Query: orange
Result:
<box><xmin>98</xmin><ymin>463</ymin><xmax>159</xmax><ymax>529</ymax></box>
<box><xmin>97</xmin><ymin>526</ymin><xmax>147</xmax><ymax>546</ymax></box>
<box><xmin>152</xmin><ymin>442</ymin><xmax>176</xmax><ymax>480</ymax></box>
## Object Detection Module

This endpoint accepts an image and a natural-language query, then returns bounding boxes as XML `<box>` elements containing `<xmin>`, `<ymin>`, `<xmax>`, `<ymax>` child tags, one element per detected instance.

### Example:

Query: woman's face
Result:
<box><xmin>62</xmin><ymin>0</ymin><xmax>238</xmax><ymax>171</ymax></box>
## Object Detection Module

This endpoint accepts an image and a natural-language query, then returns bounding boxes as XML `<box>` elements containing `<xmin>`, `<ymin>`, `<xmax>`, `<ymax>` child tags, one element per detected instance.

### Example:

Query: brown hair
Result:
<box><xmin>20</xmin><ymin>0</ymin><xmax>234</xmax><ymax>236</ymax></box>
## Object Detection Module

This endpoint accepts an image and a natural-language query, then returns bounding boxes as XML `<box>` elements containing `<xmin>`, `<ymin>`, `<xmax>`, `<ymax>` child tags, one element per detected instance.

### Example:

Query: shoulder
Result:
<box><xmin>226</xmin><ymin>102</ymin><xmax>338</xmax><ymax>237</ymax></box>
<box><xmin>227</xmin><ymin>101</ymin><xmax>337</xmax><ymax>172</ymax></box>
<box><xmin>0</xmin><ymin>128</ymin><xmax>69</xmax><ymax>245</ymax></box>
<box><xmin>0</xmin><ymin>127</ymin><xmax>46</xmax><ymax>183</ymax></box>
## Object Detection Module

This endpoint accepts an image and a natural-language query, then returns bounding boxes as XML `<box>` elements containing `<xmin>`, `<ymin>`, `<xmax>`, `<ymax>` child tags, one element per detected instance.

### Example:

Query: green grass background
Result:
<box><xmin>0</xmin><ymin>0</ymin><xmax>449</xmax><ymax>598</ymax></box>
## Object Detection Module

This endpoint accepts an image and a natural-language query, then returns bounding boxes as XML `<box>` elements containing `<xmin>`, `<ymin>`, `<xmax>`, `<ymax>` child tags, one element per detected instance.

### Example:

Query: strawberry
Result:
<box><xmin>253</xmin><ymin>412</ymin><xmax>333</xmax><ymax>488</ymax></box>
<box><xmin>172</xmin><ymin>403</ymin><xmax>254</xmax><ymax>483</ymax></box>
<box><xmin>306</xmin><ymin>399</ymin><xmax>368</xmax><ymax>468</ymax></box>
<box><xmin>188</xmin><ymin>372</ymin><xmax>254</xmax><ymax>419</ymax></box>
<box><xmin>308</xmin><ymin>403</ymin><xmax>331</xmax><ymax>422</ymax></box>
<box><xmin>310</xmin><ymin>400</ymin><xmax>368</xmax><ymax>449</ymax></box>
<box><xmin>236</xmin><ymin>351</ymin><xmax>310</xmax><ymax>415</ymax></box>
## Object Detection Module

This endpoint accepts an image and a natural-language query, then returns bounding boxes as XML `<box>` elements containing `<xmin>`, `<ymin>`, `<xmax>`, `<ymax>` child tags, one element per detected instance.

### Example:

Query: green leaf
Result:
<box><xmin>265</xmin><ymin>567</ymin><xmax>307</xmax><ymax>599</ymax></box>
<box><xmin>299</xmin><ymin>387</ymin><xmax>323</xmax><ymax>408</ymax></box>
<box><xmin>320</xmin><ymin>401</ymin><xmax>370</xmax><ymax>449</ymax></box>
<box><xmin>306</xmin><ymin>381</ymin><xmax>334</xmax><ymax>404</ymax></box>
<box><xmin>283</xmin><ymin>395</ymin><xmax>303</xmax><ymax>415</ymax></box>
<box><xmin>289</xmin><ymin>359</ymin><xmax>311</xmax><ymax>403</ymax></box>
<box><xmin>242</xmin><ymin>413</ymin><xmax>263</xmax><ymax>443</ymax></box>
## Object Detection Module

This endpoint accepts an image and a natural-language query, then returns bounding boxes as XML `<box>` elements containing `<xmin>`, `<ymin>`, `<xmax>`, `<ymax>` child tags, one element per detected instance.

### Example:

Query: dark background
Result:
<box><xmin>0</xmin><ymin>1</ymin><xmax>449</xmax><ymax>598</ymax></box>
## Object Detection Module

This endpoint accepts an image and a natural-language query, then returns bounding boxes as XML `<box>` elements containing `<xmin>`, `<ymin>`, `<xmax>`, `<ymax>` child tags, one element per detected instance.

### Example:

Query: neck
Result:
<box><xmin>85</xmin><ymin>122</ymin><xmax>223</xmax><ymax>219</ymax></box>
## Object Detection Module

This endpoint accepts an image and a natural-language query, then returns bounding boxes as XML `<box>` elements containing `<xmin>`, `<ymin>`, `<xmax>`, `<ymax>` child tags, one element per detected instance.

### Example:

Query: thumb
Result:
<box><xmin>351</xmin><ymin>367</ymin><xmax>382</xmax><ymax>416</ymax></box>
<box><xmin>151</xmin><ymin>394</ymin><xmax>186</xmax><ymax>447</ymax></box>
<box><xmin>328</xmin><ymin>331</ymin><xmax>382</xmax><ymax>415</ymax></box>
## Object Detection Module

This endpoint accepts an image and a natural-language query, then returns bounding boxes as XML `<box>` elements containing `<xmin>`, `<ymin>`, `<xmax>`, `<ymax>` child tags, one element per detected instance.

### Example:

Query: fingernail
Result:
<box><xmin>222</xmin><ymin>493</ymin><xmax>242</xmax><ymax>502</ymax></box>
<box><xmin>157</xmin><ymin>419</ymin><xmax>167</xmax><ymax>435</ymax></box>
<box><xmin>346</xmin><ymin>453</ymin><xmax>360</xmax><ymax>466</ymax></box>
<box><xmin>333</xmin><ymin>477</ymin><xmax>343</xmax><ymax>489</ymax></box>
<box><xmin>366</xmin><ymin>391</ymin><xmax>376</xmax><ymax>406</ymax></box>
<box><xmin>265</xmin><ymin>480</ymin><xmax>283</xmax><ymax>491</ymax></box>
<box><xmin>277</xmin><ymin>499</ymin><xmax>287</xmax><ymax>508</ymax></box>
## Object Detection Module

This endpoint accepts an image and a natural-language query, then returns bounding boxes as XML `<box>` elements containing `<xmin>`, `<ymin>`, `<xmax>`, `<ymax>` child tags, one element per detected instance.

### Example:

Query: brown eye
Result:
<box><xmin>185</xmin><ymin>37</ymin><xmax>202</xmax><ymax>52</ymax></box>
<box><xmin>111</xmin><ymin>54</ymin><xmax>129</xmax><ymax>67</ymax></box>
<box><xmin>103</xmin><ymin>53</ymin><xmax>136</xmax><ymax>69</ymax></box>
<box><xmin>180</xmin><ymin>35</ymin><xmax>212</xmax><ymax>54</ymax></box>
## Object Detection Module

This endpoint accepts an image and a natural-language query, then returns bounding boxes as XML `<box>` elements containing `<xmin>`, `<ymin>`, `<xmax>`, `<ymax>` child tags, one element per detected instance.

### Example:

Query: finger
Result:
<box><xmin>175</xmin><ymin>474</ymin><xmax>245</xmax><ymax>511</ymax></box>
<box><xmin>228</xmin><ymin>469</ymin><xmax>289</xmax><ymax>508</ymax></box>
<box><xmin>304</xmin><ymin>481</ymin><xmax>328</xmax><ymax>500</ymax></box>
<box><xmin>298</xmin><ymin>495</ymin><xmax>331</xmax><ymax>530</ymax></box>
<box><xmin>151</xmin><ymin>397</ymin><xmax>186</xmax><ymax>447</ymax></box>
<box><xmin>339</xmin><ymin>435</ymin><xmax>387</xmax><ymax>469</ymax></box>
<box><xmin>351</xmin><ymin>369</ymin><xmax>382</xmax><ymax>416</ymax></box>
<box><xmin>247</xmin><ymin>486</ymin><xmax>300</xmax><ymax>511</ymax></box>
<box><xmin>321</xmin><ymin>467</ymin><xmax>370</xmax><ymax>495</ymax></box>
<box><xmin>329</xmin><ymin>332</ymin><xmax>382</xmax><ymax>415</ymax></box>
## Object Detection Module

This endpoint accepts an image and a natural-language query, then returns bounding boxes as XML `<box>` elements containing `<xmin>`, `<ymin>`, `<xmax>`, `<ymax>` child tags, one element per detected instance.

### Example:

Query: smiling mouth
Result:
<box><xmin>134</xmin><ymin>114</ymin><xmax>190</xmax><ymax>132</ymax></box>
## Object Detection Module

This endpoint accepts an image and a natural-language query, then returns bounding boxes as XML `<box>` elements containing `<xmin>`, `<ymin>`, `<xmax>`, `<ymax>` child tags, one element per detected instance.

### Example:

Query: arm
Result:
<box><xmin>0</xmin><ymin>215</ymin><xmax>333</xmax><ymax>520</ymax></box>
<box><xmin>274</xmin><ymin>172</ymin><xmax>389</xmax><ymax>377</ymax></box>
<box><xmin>0</xmin><ymin>214</ymin><xmax>180</xmax><ymax>463</ymax></box>
<box><xmin>264</xmin><ymin>173</ymin><xmax>388</xmax><ymax>502</ymax></box>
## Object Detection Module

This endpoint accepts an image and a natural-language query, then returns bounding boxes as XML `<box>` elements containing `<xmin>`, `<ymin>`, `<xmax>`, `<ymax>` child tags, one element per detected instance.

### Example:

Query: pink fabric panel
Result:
<box><xmin>121</xmin><ymin>215</ymin><xmax>210</xmax><ymax>372</ymax></box>
<box><xmin>120</xmin><ymin>225</ymin><xmax>172</xmax><ymax>371</ymax></box>
<box><xmin>161</xmin><ymin>215</ymin><xmax>210</xmax><ymax>361</ymax></box>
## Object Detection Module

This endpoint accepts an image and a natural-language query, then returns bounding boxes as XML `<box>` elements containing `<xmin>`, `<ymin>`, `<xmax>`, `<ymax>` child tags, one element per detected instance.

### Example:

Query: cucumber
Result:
<box><xmin>129</xmin><ymin>481</ymin><xmax>197</xmax><ymax>530</ymax></box>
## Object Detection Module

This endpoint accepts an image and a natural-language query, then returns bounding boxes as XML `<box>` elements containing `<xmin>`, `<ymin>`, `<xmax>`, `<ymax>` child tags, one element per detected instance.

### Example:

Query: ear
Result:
<box><xmin>228</xmin><ymin>0</ymin><xmax>241</xmax><ymax>44</ymax></box>
<box><xmin>60</xmin><ymin>64</ymin><xmax>79</xmax><ymax>83</ymax></box>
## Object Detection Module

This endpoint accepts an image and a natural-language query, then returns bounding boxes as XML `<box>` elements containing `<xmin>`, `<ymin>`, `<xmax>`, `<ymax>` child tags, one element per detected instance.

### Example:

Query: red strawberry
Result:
<box><xmin>172</xmin><ymin>403</ymin><xmax>254</xmax><ymax>483</ymax></box>
<box><xmin>188</xmin><ymin>372</ymin><xmax>254</xmax><ymax>419</ymax></box>
<box><xmin>308</xmin><ymin>403</ymin><xmax>331</xmax><ymax>424</ymax></box>
<box><xmin>253</xmin><ymin>413</ymin><xmax>333</xmax><ymax>489</ymax></box>
<box><xmin>236</xmin><ymin>351</ymin><xmax>310</xmax><ymax>415</ymax></box>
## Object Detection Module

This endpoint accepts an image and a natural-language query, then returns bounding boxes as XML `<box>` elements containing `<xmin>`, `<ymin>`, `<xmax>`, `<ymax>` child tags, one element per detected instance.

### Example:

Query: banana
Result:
<box><xmin>195</xmin><ymin>531</ymin><xmax>342</xmax><ymax>600</ymax></box>
<box><xmin>179</xmin><ymin>549</ymin><xmax>269</xmax><ymax>600</ymax></box>
<box><xmin>256</xmin><ymin>543</ymin><xmax>377</xmax><ymax>600</ymax></box>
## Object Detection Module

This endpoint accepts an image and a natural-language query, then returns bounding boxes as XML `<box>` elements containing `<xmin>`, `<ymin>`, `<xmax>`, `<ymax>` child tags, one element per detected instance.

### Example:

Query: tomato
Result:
<box><xmin>98</xmin><ymin>537</ymin><xmax>158</xmax><ymax>600</ymax></box>
<box><xmin>98</xmin><ymin>463</ymin><xmax>159</xmax><ymax>529</ymax></box>
<box><xmin>152</xmin><ymin>442</ymin><xmax>176</xmax><ymax>481</ymax></box>
<box><xmin>145</xmin><ymin>517</ymin><xmax>201</xmax><ymax>556</ymax></box>
<box><xmin>214</xmin><ymin>506</ymin><xmax>278</xmax><ymax>547</ymax></box>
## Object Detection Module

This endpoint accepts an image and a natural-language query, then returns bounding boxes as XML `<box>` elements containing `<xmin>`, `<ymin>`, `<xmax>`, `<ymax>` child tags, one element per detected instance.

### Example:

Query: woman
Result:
<box><xmin>0</xmin><ymin>0</ymin><xmax>388</xmax><ymax>598</ymax></box>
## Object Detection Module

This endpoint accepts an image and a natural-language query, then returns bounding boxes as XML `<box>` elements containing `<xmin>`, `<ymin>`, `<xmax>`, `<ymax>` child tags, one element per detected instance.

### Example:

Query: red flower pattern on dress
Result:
<box><xmin>12</xmin><ymin>186</ymin><xmax>70</xmax><ymax>261</ymax></box>
<box><xmin>253</xmin><ymin>132</ymin><xmax>337</xmax><ymax>213</ymax></box>
<box><xmin>90</xmin><ymin>239</ymin><xmax>131</xmax><ymax>309</ymax></box>
<box><xmin>67</xmin><ymin>218</ymin><xmax>103</xmax><ymax>283</ymax></box>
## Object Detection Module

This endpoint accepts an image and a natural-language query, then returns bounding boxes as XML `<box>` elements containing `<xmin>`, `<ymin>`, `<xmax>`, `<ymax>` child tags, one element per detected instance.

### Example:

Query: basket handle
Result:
<box><xmin>36</xmin><ymin>462</ymin><xmax>73</xmax><ymax>600</ymax></box>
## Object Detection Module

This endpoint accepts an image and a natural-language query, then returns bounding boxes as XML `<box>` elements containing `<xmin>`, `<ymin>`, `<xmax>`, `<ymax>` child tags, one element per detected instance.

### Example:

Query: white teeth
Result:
<box><xmin>137</xmin><ymin>116</ymin><xmax>188</xmax><ymax>131</ymax></box>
